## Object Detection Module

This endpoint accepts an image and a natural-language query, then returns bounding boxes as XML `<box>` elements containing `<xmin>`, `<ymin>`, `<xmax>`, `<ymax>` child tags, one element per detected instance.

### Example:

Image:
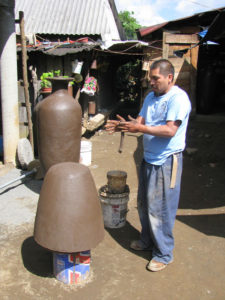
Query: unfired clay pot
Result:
<box><xmin>107</xmin><ymin>170</ymin><xmax>127</xmax><ymax>194</ymax></box>
<box><xmin>34</xmin><ymin>162</ymin><xmax>104</xmax><ymax>253</ymax></box>
<box><xmin>36</xmin><ymin>83</ymin><xmax>82</xmax><ymax>174</ymax></box>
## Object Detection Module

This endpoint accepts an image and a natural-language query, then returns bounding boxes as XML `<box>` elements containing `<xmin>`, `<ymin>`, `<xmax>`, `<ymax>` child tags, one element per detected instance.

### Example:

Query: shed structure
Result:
<box><xmin>14</xmin><ymin>0</ymin><xmax>127</xmax><ymax>140</ymax></box>
<box><xmin>13</xmin><ymin>0</ymin><xmax>150</xmax><ymax>157</ymax></box>
<box><xmin>0</xmin><ymin>0</ymin><xmax>128</xmax><ymax>165</ymax></box>
<box><xmin>138</xmin><ymin>7</ymin><xmax>225</xmax><ymax>115</ymax></box>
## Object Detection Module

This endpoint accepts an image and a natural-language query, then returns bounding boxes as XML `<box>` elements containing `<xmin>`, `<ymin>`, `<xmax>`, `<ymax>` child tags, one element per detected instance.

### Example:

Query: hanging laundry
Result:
<box><xmin>81</xmin><ymin>76</ymin><xmax>98</xmax><ymax>96</ymax></box>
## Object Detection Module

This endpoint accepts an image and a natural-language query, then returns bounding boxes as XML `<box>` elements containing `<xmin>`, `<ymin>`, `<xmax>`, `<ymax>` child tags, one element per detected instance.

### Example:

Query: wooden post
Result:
<box><xmin>19</xmin><ymin>11</ymin><xmax>34</xmax><ymax>150</ymax></box>
<box><xmin>75</xmin><ymin>88</ymin><xmax>80</xmax><ymax>102</ymax></box>
<box><xmin>162</xmin><ymin>32</ymin><xmax>169</xmax><ymax>59</ymax></box>
<box><xmin>190</xmin><ymin>45</ymin><xmax>199</xmax><ymax>113</ymax></box>
<box><xmin>83</xmin><ymin>94</ymin><xmax>89</xmax><ymax>127</ymax></box>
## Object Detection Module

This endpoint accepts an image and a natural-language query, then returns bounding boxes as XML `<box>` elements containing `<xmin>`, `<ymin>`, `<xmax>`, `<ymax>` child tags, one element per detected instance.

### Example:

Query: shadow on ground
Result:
<box><xmin>0</xmin><ymin>182</ymin><xmax>24</xmax><ymax>195</ymax></box>
<box><xmin>132</xmin><ymin>134</ymin><xmax>143</xmax><ymax>178</ymax></box>
<box><xmin>21</xmin><ymin>236</ymin><xmax>53</xmax><ymax>278</ymax></box>
<box><xmin>24</xmin><ymin>178</ymin><xmax>43</xmax><ymax>194</ymax></box>
<box><xmin>106</xmin><ymin>221</ymin><xmax>151</xmax><ymax>261</ymax></box>
<box><xmin>176</xmin><ymin>214</ymin><xmax>225</xmax><ymax>238</ymax></box>
<box><xmin>0</xmin><ymin>175</ymin><xmax>42</xmax><ymax>196</ymax></box>
<box><xmin>179</xmin><ymin>157</ymin><xmax>225</xmax><ymax>210</ymax></box>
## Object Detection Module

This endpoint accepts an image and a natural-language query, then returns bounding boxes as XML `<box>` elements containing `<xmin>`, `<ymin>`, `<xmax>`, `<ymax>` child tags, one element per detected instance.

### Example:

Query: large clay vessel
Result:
<box><xmin>34</xmin><ymin>162</ymin><xmax>104</xmax><ymax>253</ymax></box>
<box><xmin>36</xmin><ymin>78</ymin><xmax>82</xmax><ymax>174</ymax></box>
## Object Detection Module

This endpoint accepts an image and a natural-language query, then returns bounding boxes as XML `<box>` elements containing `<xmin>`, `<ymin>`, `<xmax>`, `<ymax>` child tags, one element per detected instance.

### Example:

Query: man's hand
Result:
<box><xmin>117</xmin><ymin>115</ymin><xmax>140</xmax><ymax>133</ymax></box>
<box><xmin>105</xmin><ymin>114</ymin><xmax>126</xmax><ymax>133</ymax></box>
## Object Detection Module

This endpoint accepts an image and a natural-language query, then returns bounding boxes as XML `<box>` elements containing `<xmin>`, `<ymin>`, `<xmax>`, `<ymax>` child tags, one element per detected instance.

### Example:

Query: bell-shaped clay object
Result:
<box><xmin>36</xmin><ymin>89</ymin><xmax>82</xmax><ymax>174</ymax></box>
<box><xmin>34</xmin><ymin>162</ymin><xmax>104</xmax><ymax>252</ymax></box>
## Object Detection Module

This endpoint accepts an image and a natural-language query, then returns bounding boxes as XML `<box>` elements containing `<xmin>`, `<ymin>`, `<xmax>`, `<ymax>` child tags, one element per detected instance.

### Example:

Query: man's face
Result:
<box><xmin>149</xmin><ymin>67</ymin><xmax>173</xmax><ymax>96</ymax></box>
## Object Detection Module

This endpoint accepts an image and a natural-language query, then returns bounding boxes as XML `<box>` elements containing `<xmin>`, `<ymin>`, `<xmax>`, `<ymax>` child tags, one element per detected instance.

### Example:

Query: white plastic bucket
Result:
<box><xmin>99</xmin><ymin>186</ymin><xmax>129</xmax><ymax>228</ymax></box>
<box><xmin>80</xmin><ymin>141</ymin><xmax>92</xmax><ymax>166</ymax></box>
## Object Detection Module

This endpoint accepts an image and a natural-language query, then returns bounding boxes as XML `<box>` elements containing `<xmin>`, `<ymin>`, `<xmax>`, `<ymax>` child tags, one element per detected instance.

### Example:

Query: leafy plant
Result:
<box><xmin>118</xmin><ymin>10</ymin><xmax>141</xmax><ymax>40</ymax></box>
<box><xmin>54</xmin><ymin>70</ymin><xmax>61</xmax><ymax>77</ymax></box>
<box><xmin>40</xmin><ymin>72</ymin><xmax>53</xmax><ymax>88</ymax></box>
<box><xmin>116</xmin><ymin>60</ymin><xmax>141</xmax><ymax>102</ymax></box>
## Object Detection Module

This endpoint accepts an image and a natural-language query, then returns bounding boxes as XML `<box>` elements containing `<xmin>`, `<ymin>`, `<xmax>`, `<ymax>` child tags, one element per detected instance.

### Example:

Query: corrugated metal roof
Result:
<box><xmin>15</xmin><ymin>0</ymin><xmax>121</xmax><ymax>41</ymax></box>
<box><xmin>18</xmin><ymin>42</ymin><xmax>101</xmax><ymax>56</ymax></box>
<box><xmin>139</xmin><ymin>22</ymin><xmax>168</xmax><ymax>37</ymax></box>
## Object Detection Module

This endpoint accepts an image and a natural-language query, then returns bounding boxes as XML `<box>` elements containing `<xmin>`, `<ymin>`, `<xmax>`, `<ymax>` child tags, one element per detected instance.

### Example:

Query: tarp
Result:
<box><xmin>201</xmin><ymin>10</ymin><xmax>225</xmax><ymax>43</ymax></box>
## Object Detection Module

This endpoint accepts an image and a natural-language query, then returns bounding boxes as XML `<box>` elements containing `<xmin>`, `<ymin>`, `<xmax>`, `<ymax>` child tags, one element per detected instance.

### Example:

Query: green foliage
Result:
<box><xmin>116</xmin><ymin>60</ymin><xmax>141</xmax><ymax>102</ymax></box>
<box><xmin>40</xmin><ymin>72</ymin><xmax>53</xmax><ymax>88</ymax></box>
<box><xmin>118</xmin><ymin>10</ymin><xmax>141</xmax><ymax>40</ymax></box>
<box><xmin>40</xmin><ymin>70</ymin><xmax>82</xmax><ymax>89</ymax></box>
<box><xmin>54</xmin><ymin>70</ymin><xmax>61</xmax><ymax>77</ymax></box>
<box><xmin>40</xmin><ymin>70</ymin><xmax>62</xmax><ymax>88</ymax></box>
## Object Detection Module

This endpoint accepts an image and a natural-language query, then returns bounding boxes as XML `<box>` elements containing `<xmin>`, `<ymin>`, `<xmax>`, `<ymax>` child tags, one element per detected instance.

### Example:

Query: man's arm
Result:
<box><xmin>118</xmin><ymin>116</ymin><xmax>181</xmax><ymax>138</ymax></box>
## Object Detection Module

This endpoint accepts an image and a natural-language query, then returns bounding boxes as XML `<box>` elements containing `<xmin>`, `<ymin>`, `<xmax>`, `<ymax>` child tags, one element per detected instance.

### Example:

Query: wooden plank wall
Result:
<box><xmin>33</xmin><ymin>54</ymin><xmax>72</xmax><ymax>79</ymax></box>
<box><xmin>163</xmin><ymin>32</ymin><xmax>199</xmax><ymax>113</ymax></box>
<box><xmin>141</xmin><ymin>33</ymin><xmax>199</xmax><ymax>113</ymax></box>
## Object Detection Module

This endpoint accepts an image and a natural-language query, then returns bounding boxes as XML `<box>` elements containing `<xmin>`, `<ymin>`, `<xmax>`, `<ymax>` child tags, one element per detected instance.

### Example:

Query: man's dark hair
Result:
<box><xmin>150</xmin><ymin>59</ymin><xmax>175</xmax><ymax>81</ymax></box>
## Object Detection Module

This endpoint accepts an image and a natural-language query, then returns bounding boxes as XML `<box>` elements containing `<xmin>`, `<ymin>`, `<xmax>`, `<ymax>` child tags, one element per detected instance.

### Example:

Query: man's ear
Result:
<box><xmin>168</xmin><ymin>73</ymin><xmax>173</xmax><ymax>83</ymax></box>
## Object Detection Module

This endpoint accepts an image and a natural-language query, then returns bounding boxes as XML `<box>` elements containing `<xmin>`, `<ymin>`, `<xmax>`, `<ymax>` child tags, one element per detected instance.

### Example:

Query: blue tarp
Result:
<box><xmin>198</xmin><ymin>29</ymin><xmax>219</xmax><ymax>45</ymax></box>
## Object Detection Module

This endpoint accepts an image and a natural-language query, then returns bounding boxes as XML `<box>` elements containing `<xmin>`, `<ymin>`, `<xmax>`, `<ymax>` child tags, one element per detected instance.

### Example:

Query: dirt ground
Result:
<box><xmin>0</xmin><ymin>115</ymin><xmax>225</xmax><ymax>300</ymax></box>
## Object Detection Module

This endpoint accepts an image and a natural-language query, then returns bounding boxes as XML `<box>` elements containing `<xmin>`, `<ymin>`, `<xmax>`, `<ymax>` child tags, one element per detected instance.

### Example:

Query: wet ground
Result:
<box><xmin>0</xmin><ymin>116</ymin><xmax>225</xmax><ymax>299</ymax></box>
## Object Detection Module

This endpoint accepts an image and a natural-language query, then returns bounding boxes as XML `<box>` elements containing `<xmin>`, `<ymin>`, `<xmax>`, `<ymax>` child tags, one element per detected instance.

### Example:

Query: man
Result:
<box><xmin>105</xmin><ymin>59</ymin><xmax>191</xmax><ymax>272</ymax></box>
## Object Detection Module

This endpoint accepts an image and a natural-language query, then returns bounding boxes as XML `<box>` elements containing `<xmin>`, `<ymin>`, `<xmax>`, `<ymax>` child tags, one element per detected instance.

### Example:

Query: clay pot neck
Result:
<box><xmin>47</xmin><ymin>77</ymin><xmax>74</xmax><ymax>93</ymax></box>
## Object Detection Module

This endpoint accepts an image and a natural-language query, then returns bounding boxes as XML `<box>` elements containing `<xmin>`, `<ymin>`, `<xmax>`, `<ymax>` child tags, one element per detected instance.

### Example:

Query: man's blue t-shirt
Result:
<box><xmin>139</xmin><ymin>85</ymin><xmax>191</xmax><ymax>165</ymax></box>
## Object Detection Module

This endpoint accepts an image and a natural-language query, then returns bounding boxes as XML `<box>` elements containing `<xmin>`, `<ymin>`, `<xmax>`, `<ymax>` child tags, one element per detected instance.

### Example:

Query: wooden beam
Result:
<box><xmin>190</xmin><ymin>44</ymin><xmax>199</xmax><ymax>113</ymax></box>
<box><xmin>165</xmin><ymin>33</ymin><xmax>199</xmax><ymax>44</ymax></box>
<box><xmin>162</xmin><ymin>32</ymin><xmax>169</xmax><ymax>59</ymax></box>
<box><xmin>191</xmin><ymin>45</ymin><xmax>199</xmax><ymax>69</ymax></box>
<box><xmin>174</xmin><ymin>71</ymin><xmax>191</xmax><ymax>80</ymax></box>
<box><xmin>19</xmin><ymin>11</ymin><xmax>34</xmax><ymax>150</ymax></box>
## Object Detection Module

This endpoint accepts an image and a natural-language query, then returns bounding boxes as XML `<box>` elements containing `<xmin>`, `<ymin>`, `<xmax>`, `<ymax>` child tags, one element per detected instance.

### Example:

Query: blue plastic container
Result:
<box><xmin>0</xmin><ymin>136</ymin><xmax>3</xmax><ymax>156</ymax></box>
<box><xmin>53</xmin><ymin>251</ymin><xmax>91</xmax><ymax>284</ymax></box>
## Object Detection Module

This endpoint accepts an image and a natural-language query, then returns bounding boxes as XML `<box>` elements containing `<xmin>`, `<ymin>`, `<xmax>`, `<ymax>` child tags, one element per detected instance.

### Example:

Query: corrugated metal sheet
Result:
<box><xmin>139</xmin><ymin>22</ymin><xmax>168</xmax><ymax>37</ymax></box>
<box><xmin>15</xmin><ymin>0</ymin><xmax>121</xmax><ymax>40</ymax></box>
<box><xmin>17</xmin><ymin>42</ymin><xmax>101</xmax><ymax>56</ymax></box>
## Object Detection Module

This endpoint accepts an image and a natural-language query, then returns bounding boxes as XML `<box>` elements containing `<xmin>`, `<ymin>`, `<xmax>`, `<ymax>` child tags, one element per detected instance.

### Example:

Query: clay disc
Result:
<box><xmin>17</xmin><ymin>138</ymin><xmax>34</xmax><ymax>169</ymax></box>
